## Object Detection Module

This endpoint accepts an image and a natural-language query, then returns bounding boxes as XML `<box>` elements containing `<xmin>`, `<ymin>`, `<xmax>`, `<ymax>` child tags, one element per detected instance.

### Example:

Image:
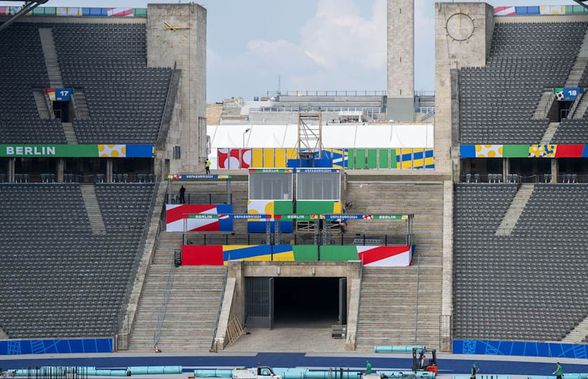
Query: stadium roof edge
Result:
<box><xmin>0</xmin><ymin>6</ymin><xmax>147</xmax><ymax>18</ymax></box>
<box><xmin>494</xmin><ymin>5</ymin><xmax>588</xmax><ymax>17</ymax></box>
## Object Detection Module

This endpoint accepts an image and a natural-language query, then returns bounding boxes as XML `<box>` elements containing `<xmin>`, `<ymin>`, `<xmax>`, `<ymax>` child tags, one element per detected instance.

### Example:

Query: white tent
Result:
<box><xmin>208</xmin><ymin>123</ymin><xmax>434</xmax><ymax>149</ymax></box>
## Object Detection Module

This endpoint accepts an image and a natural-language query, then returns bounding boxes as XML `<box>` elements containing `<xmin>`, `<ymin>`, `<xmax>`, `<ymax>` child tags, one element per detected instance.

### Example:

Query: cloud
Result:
<box><xmin>299</xmin><ymin>0</ymin><xmax>386</xmax><ymax>71</ymax></box>
<box><xmin>208</xmin><ymin>0</ymin><xmax>387</xmax><ymax>99</ymax></box>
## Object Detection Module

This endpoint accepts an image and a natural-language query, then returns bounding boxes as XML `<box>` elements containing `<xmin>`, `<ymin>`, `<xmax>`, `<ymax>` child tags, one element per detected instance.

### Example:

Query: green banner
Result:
<box><xmin>503</xmin><ymin>145</ymin><xmax>530</xmax><ymax>158</ymax></box>
<box><xmin>0</xmin><ymin>145</ymin><xmax>99</xmax><ymax>158</ymax></box>
<box><xmin>188</xmin><ymin>214</ymin><xmax>218</xmax><ymax>220</ymax></box>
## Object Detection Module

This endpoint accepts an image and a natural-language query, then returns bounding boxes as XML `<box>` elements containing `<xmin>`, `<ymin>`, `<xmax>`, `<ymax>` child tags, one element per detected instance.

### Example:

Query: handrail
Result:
<box><xmin>210</xmin><ymin>267</ymin><xmax>229</xmax><ymax>352</ymax></box>
<box><xmin>153</xmin><ymin>253</ymin><xmax>176</xmax><ymax>349</ymax></box>
<box><xmin>414</xmin><ymin>253</ymin><xmax>421</xmax><ymax>345</ymax></box>
<box><xmin>116</xmin><ymin>177</ymin><xmax>163</xmax><ymax>347</ymax></box>
<box><xmin>266</xmin><ymin>90</ymin><xmax>388</xmax><ymax>97</ymax></box>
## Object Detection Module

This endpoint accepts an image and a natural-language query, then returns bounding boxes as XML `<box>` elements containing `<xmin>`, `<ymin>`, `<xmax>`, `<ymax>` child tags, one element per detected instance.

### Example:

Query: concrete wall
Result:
<box><xmin>219</xmin><ymin>262</ymin><xmax>362</xmax><ymax>349</ymax></box>
<box><xmin>434</xmin><ymin>2</ymin><xmax>494</xmax><ymax>176</ymax></box>
<box><xmin>147</xmin><ymin>4</ymin><xmax>207</xmax><ymax>174</ymax></box>
<box><xmin>387</xmin><ymin>0</ymin><xmax>415</xmax><ymax>122</ymax></box>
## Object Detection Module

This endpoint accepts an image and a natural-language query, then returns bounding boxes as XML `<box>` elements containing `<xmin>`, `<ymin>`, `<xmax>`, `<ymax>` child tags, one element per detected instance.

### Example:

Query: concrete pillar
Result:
<box><xmin>435</xmin><ymin>3</ymin><xmax>494</xmax><ymax>175</ymax></box>
<box><xmin>147</xmin><ymin>4</ymin><xmax>207</xmax><ymax>175</ymax></box>
<box><xmin>57</xmin><ymin>158</ymin><xmax>64</xmax><ymax>183</ymax></box>
<box><xmin>8</xmin><ymin>158</ymin><xmax>15</xmax><ymax>183</ymax></box>
<box><xmin>551</xmin><ymin>158</ymin><xmax>558</xmax><ymax>183</ymax></box>
<box><xmin>503</xmin><ymin>158</ymin><xmax>510</xmax><ymax>182</ymax></box>
<box><xmin>387</xmin><ymin>0</ymin><xmax>414</xmax><ymax>122</ymax></box>
<box><xmin>106</xmin><ymin>159</ymin><xmax>113</xmax><ymax>183</ymax></box>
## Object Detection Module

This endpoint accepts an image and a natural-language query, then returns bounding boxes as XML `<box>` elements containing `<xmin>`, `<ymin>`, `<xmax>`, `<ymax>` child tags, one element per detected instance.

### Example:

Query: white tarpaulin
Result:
<box><xmin>208</xmin><ymin>123</ymin><xmax>433</xmax><ymax>149</ymax></box>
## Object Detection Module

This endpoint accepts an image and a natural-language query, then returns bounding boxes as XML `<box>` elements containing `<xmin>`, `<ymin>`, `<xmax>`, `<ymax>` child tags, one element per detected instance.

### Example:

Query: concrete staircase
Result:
<box><xmin>357</xmin><ymin>267</ymin><xmax>442</xmax><ymax>349</ymax></box>
<box><xmin>80</xmin><ymin>184</ymin><xmax>106</xmax><ymax>235</ymax></box>
<box><xmin>495</xmin><ymin>184</ymin><xmax>535</xmax><ymax>237</ymax></box>
<box><xmin>565</xmin><ymin>29</ymin><xmax>588</xmax><ymax>87</ymax></box>
<box><xmin>347</xmin><ymin>181</ymin><xmax>444</xmax><ymax>350</ymax></box>
<box><xmin>38</xmin><ymin>28</ymin><xmax>63</xmax><ymax>88</ymax></box>
<box><xmin>532</xmin><ymin>92</ymin><xmax>555</xmax><ymax>120</ymax></box>
<box><xmin>73</xmin><ymin>91</ymin><xmax>90</xmax><ymax>120</ymax></box>
<box><xmin>128</xmin><ymin>232</ymin><xmax>226</xmax><ymax>352</ymax></box>
<box><xmin>563</xmin><ymin>314</ymin><xmax>588</xmax><ymax>343</ymax></box>
<box><xmin>33</xmin><ymin>91</ymin><xmax>52</xmax><ymax>120</ymax></box>
<box><xmin>573</xmin><ymin>93</ymin><xmax>588</xmax><ymax>119</ymax></box>
<box><xmin>63</xmin><ymin>122</ymin><xmax>78</xmax><ymax>144</ymax></box>
<box><xmin>566</xmin><ymin>58</ymin><xmax>588</xmax><ymax>88</ymax></box>
<box><xmin>540</xmin><ymin>122</ymin><xmax>560</xmax><ymax>144</ymax></box>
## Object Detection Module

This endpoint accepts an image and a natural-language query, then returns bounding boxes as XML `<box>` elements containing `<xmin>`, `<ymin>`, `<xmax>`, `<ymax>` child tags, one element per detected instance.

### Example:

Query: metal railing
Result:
<box><xmin>185</xmin><ymin>232</ymin><xmax>410</xmax><ymax>247</ymax></box>
<box><xmin>461</xmin><ymin>173</ymin><xmax>588</xmax><ymax>184</ymax></box>
<box><xmin>414</xmin><ymin>258</ymin><xmax>421</xmax><ymax>344</ymax></box>
<box><xmin>168</xmin><ymin>192</ymin><xmax>233</xmax><ymax>205</ymax></box>
<box><xmin>415</xmin><ymin>90</ymin><xmax>436</xmax><ymax>97</ymax></box>
<box><xmin>116</xmin><ymin>177</ymin><xmax>163</xmax><ymax>348</ymax></box>
<box><xmin>153</xmin><ymin>254</ymin><xmax>177</xmax><ymax>349</ymax></box>
<box><xmin>210</xmin><ymin>268</ymin><xmax>229</xmax><ymax>352</ymax></box>
<box><xmin>266</xmin><ymin>90</ymin><xmax>387</xmax><ymax>97</ymax></box>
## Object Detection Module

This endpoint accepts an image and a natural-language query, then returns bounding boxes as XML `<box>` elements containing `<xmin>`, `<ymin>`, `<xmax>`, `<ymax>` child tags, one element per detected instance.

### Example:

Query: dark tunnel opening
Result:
<box><xmin>273</xmin><ymin>277</ymin><xmax>341</xmax><ymax>328</ymax></box>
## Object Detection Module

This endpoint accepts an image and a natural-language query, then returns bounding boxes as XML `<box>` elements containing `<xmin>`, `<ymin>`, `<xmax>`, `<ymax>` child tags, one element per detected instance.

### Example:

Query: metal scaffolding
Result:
<box><xmin>297</xmin><ymin>112</ymin><xmax>323</xmax><ymax>160</ymax></box>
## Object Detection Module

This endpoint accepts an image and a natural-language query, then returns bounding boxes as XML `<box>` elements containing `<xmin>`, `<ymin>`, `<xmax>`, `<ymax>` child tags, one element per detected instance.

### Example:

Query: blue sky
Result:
<box><xmin>0</xmin><ymin>0</ymin><xmax>579</xmax><ymax>101</ymax></box>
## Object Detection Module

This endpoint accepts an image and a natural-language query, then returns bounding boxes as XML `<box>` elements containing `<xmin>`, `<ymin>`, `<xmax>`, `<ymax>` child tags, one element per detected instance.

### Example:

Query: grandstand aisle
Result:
<box><xmin>348</xmin><ymin>181</ymin><xmax>444</xmax><ymax>350</ymax></box>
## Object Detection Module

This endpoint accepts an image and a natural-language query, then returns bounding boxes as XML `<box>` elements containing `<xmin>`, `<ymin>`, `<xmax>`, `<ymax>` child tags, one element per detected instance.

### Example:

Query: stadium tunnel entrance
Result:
<box><xmin>244</xmin><ymin>277</ymin><xmax>345</xmax><ymax>329</ymax></box>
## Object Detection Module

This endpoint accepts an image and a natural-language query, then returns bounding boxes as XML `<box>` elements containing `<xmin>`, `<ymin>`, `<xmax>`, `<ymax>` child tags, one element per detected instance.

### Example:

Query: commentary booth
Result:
<box><xmin>247</xmin><ymin>169</ymin><xmax>294</xmax><ymax>233</ymax></box>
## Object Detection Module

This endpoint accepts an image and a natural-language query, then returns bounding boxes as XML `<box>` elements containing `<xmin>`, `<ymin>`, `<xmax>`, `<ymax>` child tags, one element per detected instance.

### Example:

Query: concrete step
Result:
<box><xmin>73</xmin><ymin>91</ymin><xmax>90</xmax><ymax>120</ymax></box>
<box><xmin>33</xmin><ymin>90</ymin><xmax>52</xmax><ymax>120</ymax></box>
<box><xmin>62</xmin><ymin>122</ymin><xmax>78</xmax><ymax>144</ymax></box>
<box><xmin>80</xmin><ymin>184</ymin><xmax>106</xmax><ymax>235</ymax></box>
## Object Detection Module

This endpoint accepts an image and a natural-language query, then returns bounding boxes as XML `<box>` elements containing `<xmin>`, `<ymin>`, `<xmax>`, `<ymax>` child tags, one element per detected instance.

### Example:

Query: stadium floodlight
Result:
<box><xmin>0</xmin><ymin>0</ymin><xmax>49</xmax><ymax>33</ymax></box>
<box><xmin>574</xmin><ymin>0</ymin><xmax>588</xmax><ymax>10</ymax></box>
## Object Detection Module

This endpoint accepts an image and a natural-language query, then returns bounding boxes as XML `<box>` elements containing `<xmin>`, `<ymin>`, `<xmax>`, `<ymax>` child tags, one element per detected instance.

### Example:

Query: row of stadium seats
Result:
<box><xmin>0</xmin><ymin>183</ymin><xmax>154</xmax><ymax>338</ymax></box>
<box><xmin>454</xmin><ymin>184</ymin><xmax>588</xmax><ymax>341</ymax></box>
<box><xmin>53</xmin><ymin>23</ymin><xmax>172</xmax><ymax>144</ymax></box>
<box><xmin>0</xmin><ymin>22</ymin><xmax>172</xmax><ymax>144</ymax></box>
<box><xmin>0</xmin><ymin>23</ymin><xmax>67</xmax><ymax>143</ymax></box>
<box><xmin>459</xmin><ymin>22</ymin><xmax>588</xmax><ymax>144</ymax></box>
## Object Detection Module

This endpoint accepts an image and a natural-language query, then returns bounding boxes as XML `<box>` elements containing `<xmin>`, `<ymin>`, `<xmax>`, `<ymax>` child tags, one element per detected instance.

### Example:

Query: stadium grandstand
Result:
<box><xmin>2</xmin><ymin>0</ymin><xmax>588</xmax><ymax>374</ymax></box>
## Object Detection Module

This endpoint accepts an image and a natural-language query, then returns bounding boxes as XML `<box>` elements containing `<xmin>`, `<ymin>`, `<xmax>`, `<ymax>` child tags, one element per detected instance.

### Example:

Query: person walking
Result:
<box><xmin>365</xmin><ymin>361</ymin><xmax>372</xmax><ymax>375</ymax></box>
<box><xmin>553</xmin><ymin>362</ymin><xmax>564</xmax><ymax>379</ymax></box>
<box><xmin>205</xmin><ymin>159</ymin><xmax>211</xmax><ymax>175</ymax></box>
<box><xmin>179</xmin><ymin>185</ymin><xmax>186</xmax><ymax>204</ymax></box>
<box><xmin>470</xmin><ymin>363</ymin><xmax>478</xmax><ymax>379</ymax></box>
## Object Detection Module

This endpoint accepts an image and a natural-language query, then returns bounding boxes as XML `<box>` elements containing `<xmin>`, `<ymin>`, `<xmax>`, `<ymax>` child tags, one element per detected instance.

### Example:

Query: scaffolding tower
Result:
<box><xmin>297</xmin><ymin>112</ymin><xmax>323</xmax><ymax>161</ymax></box>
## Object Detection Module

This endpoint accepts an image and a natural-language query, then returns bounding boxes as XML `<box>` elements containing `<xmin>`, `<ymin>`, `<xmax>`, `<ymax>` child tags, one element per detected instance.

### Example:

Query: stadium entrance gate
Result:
<box><xmin>245</xmin><ymin>277</ymin><xmax>346</xmax><ymax>329</ymax></box>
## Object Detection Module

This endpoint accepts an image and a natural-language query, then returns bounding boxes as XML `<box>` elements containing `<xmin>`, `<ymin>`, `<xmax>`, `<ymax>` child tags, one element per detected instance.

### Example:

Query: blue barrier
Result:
<box><xmin>0</xmin><ymin>338</ymin><xmax>113</xmax><ymax>355</ymax></box>
<box><xmin>128</xmin><ymin>366</ymin><xmax>183</xmax><ymax>375</ymax></box>
<box><xmin>453</xmin><ymin>339</ymin><xmax>588</xmax><ymax>359</ymax></box>
<box><xmin>195</xmin><ymin>368</ymin><xmax>434</xmax><ymax>379</ymax></box>
<box><xmin>374</xmin><ymin>345</ymin><xmax>426</xmax><ymax>353</ymax></box>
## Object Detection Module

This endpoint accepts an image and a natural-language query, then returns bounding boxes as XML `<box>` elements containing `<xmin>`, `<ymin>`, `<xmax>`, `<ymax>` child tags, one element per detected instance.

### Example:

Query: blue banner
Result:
<box><xmin>168</xmin><ymin>174</ymin><xmax>231</xmax><ymax>181</ymax></box>
<box><xmin>554</xmin><ymin>87</ymin><xmax>583</xmax><ymax>101</ymax></box>
<box><xmin>0</xmin><ymin>338</ymin><xmax>113</xmax><ymax>355</ymax></box>
<box><xmin>453</xmin><ymin>339</ymin><xmax>588</xmax><ymax>359</ymax></box>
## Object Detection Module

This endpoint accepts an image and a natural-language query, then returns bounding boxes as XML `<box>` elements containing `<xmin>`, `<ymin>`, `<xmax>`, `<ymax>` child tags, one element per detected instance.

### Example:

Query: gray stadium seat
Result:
<box><xmin>0</xmin><ymin>183</ymin><xmax>154</xmax><ymax>338</ymax></box>
<box><xmin>454</xmin><ymin>184</ymin><xmax>588</xmax><ymax>341</ymax></box>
